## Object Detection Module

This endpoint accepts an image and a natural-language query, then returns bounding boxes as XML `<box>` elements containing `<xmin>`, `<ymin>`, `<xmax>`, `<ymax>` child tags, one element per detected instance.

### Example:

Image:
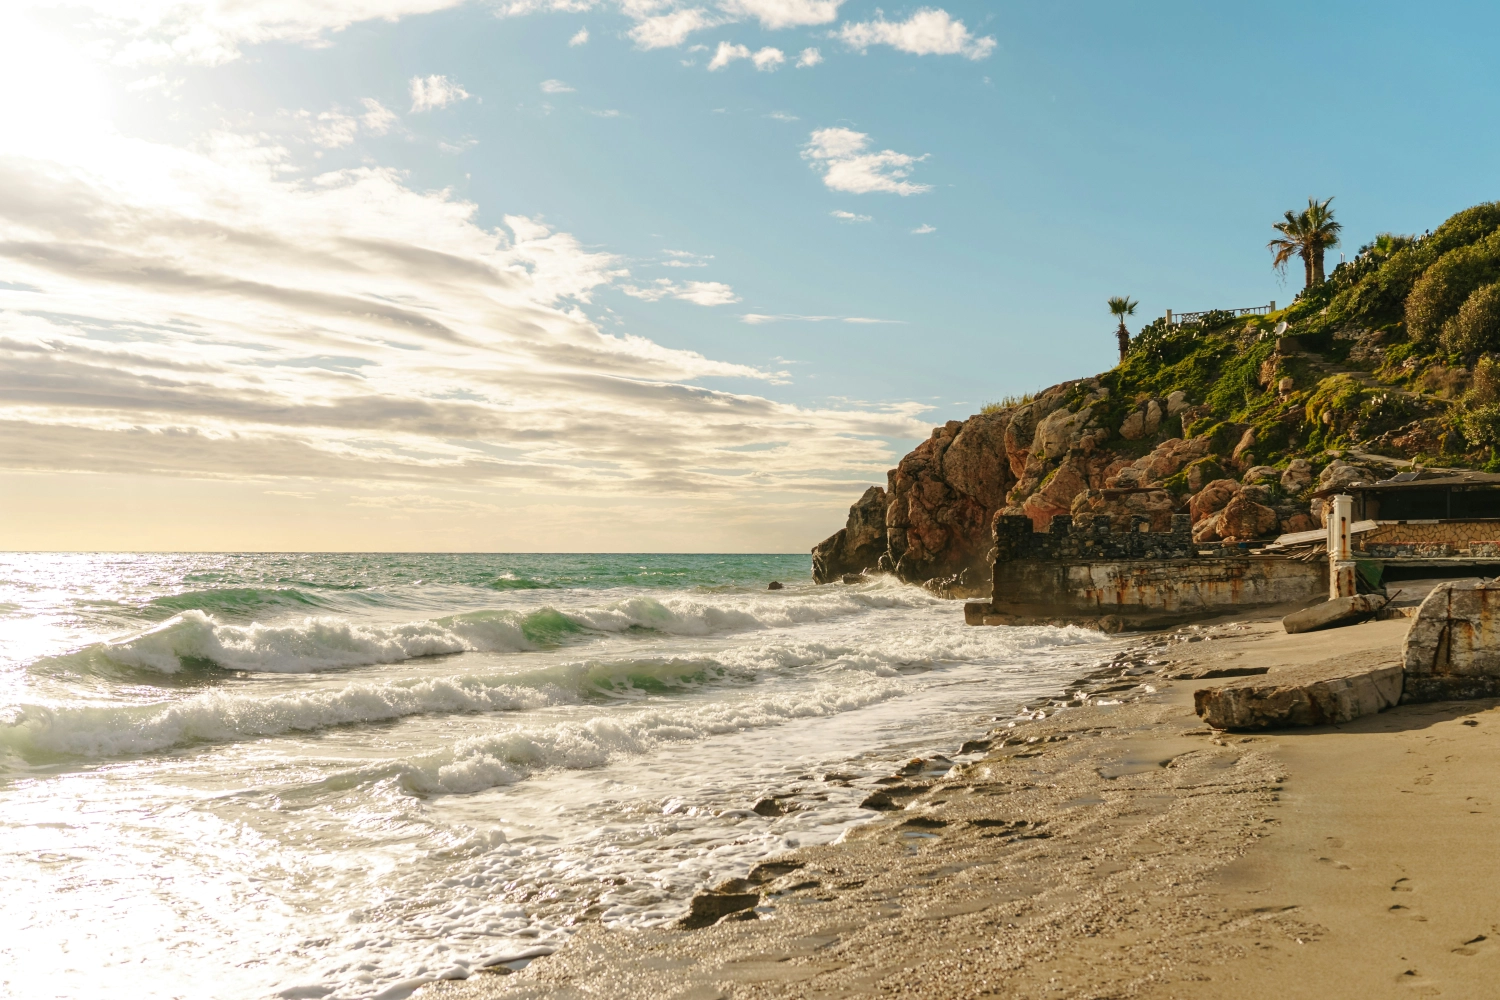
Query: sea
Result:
<box><xmin>0</xmin><ymin>552</ymin><xmax>1111</xmax><ymax>1000</ymax></box>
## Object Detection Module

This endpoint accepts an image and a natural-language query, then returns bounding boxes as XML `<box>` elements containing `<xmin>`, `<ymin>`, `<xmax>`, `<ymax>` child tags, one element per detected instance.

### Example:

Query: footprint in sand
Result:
<box><xmin>1453</xmin><ymin>934</ymin><xmax>1487</xmax><ymax>956</ymax></box>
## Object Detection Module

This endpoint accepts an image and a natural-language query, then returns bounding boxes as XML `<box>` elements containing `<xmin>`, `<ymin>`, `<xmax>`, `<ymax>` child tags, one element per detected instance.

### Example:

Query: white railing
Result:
<box><xmin>1165</xmin><ymin>301</ymin><xmax>1276</xmax><ymax>325</ymax></box>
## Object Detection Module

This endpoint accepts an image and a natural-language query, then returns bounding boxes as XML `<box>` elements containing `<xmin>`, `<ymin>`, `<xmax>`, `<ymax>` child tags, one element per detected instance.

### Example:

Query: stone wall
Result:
<box><xmin>1402</xmin><ymin>579</ymin><xmax>1500</xmax><ymax>701</ymax></box>
<box><xmin>1356</xmin><ymin>519</ymin><xmax>1500</xmax><ymax>559</ymax></box>
<box><xmin>971</xmin><ymin>510</ymin><xmax>1327</xmax><ymax>626</ymax></box>
<box><xmin>982</xmin><ymin>555</ymin><xmax>1326</xmax><ymax>622</ymax></box>
<box><xmin>993</xmin><ymin>513</ymin><xmax>1196</xmax><ymax>563</ymax></box>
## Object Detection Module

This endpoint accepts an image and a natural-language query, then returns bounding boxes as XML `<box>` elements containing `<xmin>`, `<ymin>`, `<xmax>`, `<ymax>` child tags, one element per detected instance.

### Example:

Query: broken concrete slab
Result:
<box><xmin>1194</xmin><ymin>658</ymin><xmax>1403</xmax><ymax>730</ymax></box>
<box><xmin>1281</xmin><ymin>593</ymin><xmax>1388</xmax><ymax>634</ymax></box>
<box><xmin>1402</xmin><ymin>578</ymin><xmax>1500</xmax><ymax>702</ymax></box>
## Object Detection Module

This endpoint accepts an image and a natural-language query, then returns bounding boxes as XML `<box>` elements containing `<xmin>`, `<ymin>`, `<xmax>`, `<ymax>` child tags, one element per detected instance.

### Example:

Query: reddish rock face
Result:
<box><xmin>1189</xmin><ymin>479</ymin><xmax>1242</xmax><ymax>523</ymax></box>
<box><xmin>810</xmin><ymin>374</ymin><xmax>1322</xmax><ymax>593</ymax></box>
<box><xmin>1218</xmin><ymin>495</ymin><xmax>1281</xmax><ymax>541</ymax></box>
<box><xmin>811</xmin><ymin>485</ymin><xmax>889</xmax><ymax>584</ymax></box>
<box><xmin>1070</xmin><ymin>488</ymin><xmax>1178</xmax><ymax>533</ymax></box>
<box><xmin>1280</xmin><ymin>512</ymin><xmax>1317</xmax><ymax>534</ymax></box>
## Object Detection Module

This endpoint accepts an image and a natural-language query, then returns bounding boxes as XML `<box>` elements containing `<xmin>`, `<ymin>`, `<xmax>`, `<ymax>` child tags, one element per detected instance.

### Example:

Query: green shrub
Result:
<box><xmin>1405</xmin><ymin>230</ymin><xmax>1500</xmax><ymax>342</ymax></box>
<box><xmin>1203</xmin><ymin>338</ymin><xmax>1275</xmax><ymax>415</ymax></box>
<box><xmin>1442</xmin><ymin>282</ymin><xmax>1500</xmax><ymax>355</ymax></box>
<box><xmin>1304</xmin><ymin>374</ymin><xmax>1366</xmax><ymax>437</ymax></box>
<box><xmin>1425</xmin><ymin>201</ymin><xmax>1500</xmax><ymax>256</ymax></box>
<box><xmin>980</xmin><ymin>392</ymin><xmax>1036</xmax><ymax>414</ymax></box>
<box><xmin>1461</xmin><ymin>403</ymin><xmax>1500</xmax><ymax>447</ymax></box>
<box><xmin>1473</xmin><ymin>355</ymin><xmax>1500</xmax><ymax>406</ymax></box>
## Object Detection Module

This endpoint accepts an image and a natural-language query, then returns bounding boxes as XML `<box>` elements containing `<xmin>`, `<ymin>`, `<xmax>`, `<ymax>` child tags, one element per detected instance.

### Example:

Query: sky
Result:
<box><xmin>1</xmin><ymin>1</ymin><xmax>1498</xmax><ymax>552</ymax></box>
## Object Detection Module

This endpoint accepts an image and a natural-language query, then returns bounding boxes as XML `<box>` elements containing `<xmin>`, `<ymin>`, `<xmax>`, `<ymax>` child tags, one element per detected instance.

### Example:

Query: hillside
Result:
<box><xmin>813</xmin><ymin>201</ymin><xmax>1500</xmax><ymax>595</ymax></box>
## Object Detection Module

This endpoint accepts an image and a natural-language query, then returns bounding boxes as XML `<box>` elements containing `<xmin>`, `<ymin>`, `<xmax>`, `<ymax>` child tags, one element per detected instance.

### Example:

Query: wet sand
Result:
<box><xmin>422</xmin><ymin>614</ymin><xmax>1500</xmax><ymax>1000</ymax></box>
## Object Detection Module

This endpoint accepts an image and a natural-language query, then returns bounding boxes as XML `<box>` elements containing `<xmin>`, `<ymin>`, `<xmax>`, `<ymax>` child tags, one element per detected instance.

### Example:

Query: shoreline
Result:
<box><xmin>422</xmin><ymin>610</ymin><xmax>1500</xmax><ymax>1000</ymax></box>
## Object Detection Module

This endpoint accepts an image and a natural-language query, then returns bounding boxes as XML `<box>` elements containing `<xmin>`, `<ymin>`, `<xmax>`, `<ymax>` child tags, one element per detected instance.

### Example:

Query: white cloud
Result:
<box><xmin>622</xmin><ymin>279</ymin><xmax>741</xmax><ymax>305</ymax></box>
<box><xmin>662</xmin><ymin>249</ymin><xmax>713</xmax><ymax>267</ymax></box>
<box><xmin>588</xmin><ymin>108</ymin><xmax>623</xmax><ymax>117</ymax></box>
<box><xmin>541</xmin><ymin>78</ymin><xmax>576</xmax><ymax>93</ymax></box>
<box><xmin>831</xmin><ymin>210</ymin><xmax>872</xmax><ymax>222</ymax></box>
<box><xmin>0</xmin><ymin>120</ymin><xmax>934</xmax><ymax>514</ymax></box>
<box><xmin>310</xmin><ymin>111</ymin><xmax>360</xmax><ymax>148</ymax></box>
<box><xmin>708</xmin><ymin>42</ymin><xmax>783</xmax><ymax>70</ymax></box>
<box><xmin>796</xmin><ymin>46</ymin><xmax>822</xmax><ymax>67</ymax></box>
<box><xmin>802</xmin><ymin>127</ymin><xmax>931</xmax><ymax>196</ymax></box>
<box><xmin>752</xmin><ymin>46</ymin><xmax>785</xmax><ymax>70</ymax></box>
<box><xmin>569</xmin><ymin>26</ymin><xmax>590</xmax><ymax>45</ymax></box>
<box><xmin>26</xmin><ymin>0</ymin><xmax>470</xmax><ymax>67</ymax></box>
<box><xmin>629</xmin><ymin>8</ymin><xmax>714</xmax><ymax>48</ymax></box>
<box><xmin>716</xmin><ymin>0</ymin><xmax>843</xmax><ymax>29</ymax></box>
<box><xmin>911</xmin><ymin>223</ymin><xmax>936</xmax><ymax>234</ymax></box>
<box><xmin>409</xmin><ymin>74</ymin><xmax>471</xmax><ymax>111</ymax></box>
<box><xmin>837</xmin><ymin>8</ymin><xmax>996</xmax><ymax>60</ymax></box>
<box><xmin>766</xmin><ymin>111</ymin><xmax>799</xmax><ymax>122</ymax></box>
<box><xmin>360</xmin><ymin>98</ymin><xmax>398</xmax><ymax>135</ymax></box>
<box><xmin>708</xmin><ymin>41</ymin><xmax>751</xmax><ymax>69</ymax></box>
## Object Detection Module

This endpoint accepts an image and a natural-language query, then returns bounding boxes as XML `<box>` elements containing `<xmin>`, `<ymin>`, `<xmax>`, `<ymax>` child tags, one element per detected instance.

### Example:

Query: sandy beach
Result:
<box><xmin>422</xmin><ymin>611</ymin><xmax>1500</xmax><ymax>1000</ymax></box>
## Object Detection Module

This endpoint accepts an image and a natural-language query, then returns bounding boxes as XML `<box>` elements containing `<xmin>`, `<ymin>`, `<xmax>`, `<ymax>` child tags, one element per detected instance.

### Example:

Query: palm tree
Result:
<box><xmin>1268</xmin><ymin>197</ymin><xmax>1342</xmax><ymax>287</ymax></box>
<box><xmin>1108</xmin><ymin>296</ymin><xmax>1137</xmax><ymax>361</ymax></box>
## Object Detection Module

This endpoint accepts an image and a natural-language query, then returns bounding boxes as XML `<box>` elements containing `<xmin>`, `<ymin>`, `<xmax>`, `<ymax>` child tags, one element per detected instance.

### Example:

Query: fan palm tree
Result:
<box><xmin>1269</xmin><ymin>197</ymin><xmax>1342</xmax><ymax>287</ymax></box>
<box><xmin>1108</xmin><ymin>296</ymin><xmax>1137</xmax><ymax>361</ymax></box>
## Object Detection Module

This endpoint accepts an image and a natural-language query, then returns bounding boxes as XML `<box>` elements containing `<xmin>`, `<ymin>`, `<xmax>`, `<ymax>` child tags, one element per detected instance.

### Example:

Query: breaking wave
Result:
<box><xmin>32</xmin><ymin>582</ymin><xmax>948</xmax><ymax>677</ymax></box>
<box><xmin>0</xmin><ymin>659</ymin><xmax>905</xmax><ymax>763</ymax></box>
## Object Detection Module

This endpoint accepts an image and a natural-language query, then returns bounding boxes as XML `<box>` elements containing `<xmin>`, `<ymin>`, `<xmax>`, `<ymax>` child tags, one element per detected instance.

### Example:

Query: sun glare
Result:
<box><xmin>0</xmin><ymin>11</ymin><xmax>112</xmax><ymax>152</ymax></box>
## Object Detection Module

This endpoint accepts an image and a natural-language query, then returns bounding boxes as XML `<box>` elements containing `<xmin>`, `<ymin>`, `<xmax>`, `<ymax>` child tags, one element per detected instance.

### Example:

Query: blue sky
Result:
<box><xmin>1</xmin><ymin>1</ymin><xmax>1498</xmax><ymax>551</ymax></box>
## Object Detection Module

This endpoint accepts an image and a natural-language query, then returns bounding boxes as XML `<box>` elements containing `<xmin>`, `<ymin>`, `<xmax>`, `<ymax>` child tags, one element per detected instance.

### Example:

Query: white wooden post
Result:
<box><xmin>1328</xmin><ymin>493</ymin><xmax>1355</xmax><ymax>599</ymax></box>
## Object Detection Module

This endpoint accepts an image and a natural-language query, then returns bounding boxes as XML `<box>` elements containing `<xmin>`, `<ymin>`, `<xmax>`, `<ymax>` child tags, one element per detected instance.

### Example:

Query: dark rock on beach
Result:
<box><xmin>676</xmin><ymin>891</ymin><xmax>759</xmax><ymax>929</ymax></box>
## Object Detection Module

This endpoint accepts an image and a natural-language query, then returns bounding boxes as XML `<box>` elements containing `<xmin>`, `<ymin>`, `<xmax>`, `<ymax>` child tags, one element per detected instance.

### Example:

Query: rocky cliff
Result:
<box><xmin>813</xmin><ymin>201</ymin><xmax>1500</xmax><ymax>595</ymax></box>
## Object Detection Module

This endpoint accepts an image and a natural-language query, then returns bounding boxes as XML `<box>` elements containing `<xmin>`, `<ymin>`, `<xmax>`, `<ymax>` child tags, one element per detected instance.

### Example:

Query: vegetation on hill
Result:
<box><xmin>1101</xmin><ymin>200</ymin><xmax>1500</xmax><ymax>473</ymax></box>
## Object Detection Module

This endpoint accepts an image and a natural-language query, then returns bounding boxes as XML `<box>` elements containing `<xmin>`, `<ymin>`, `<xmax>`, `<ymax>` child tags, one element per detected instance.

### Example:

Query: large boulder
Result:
<box><xmin>1218</xmin><ymin>495</ymin><xmax>1280</xmax><ymax>541</ymax></box>
<box><xmin>1282</xmin><ymin>594</ymin><xmax>1388</xmax><ymax>634</ymax></box>
<box><xmin>1130</xmin><ymin>436</ymin><xmax>1210</xmax><ymax>484</ymax></box>
<box><xmin>1280</xmin><ymin>458</ymin><xmax>1314</xmax><ymax>494</ymax></box>
<box><xmin>1020</xmin><ymin>456</ymin><xmax>1091</xmax><ymax>531</ymax></box>
<box><xmin>1194</xmin><ymin>658</ymin><xmax>1403</xmax><ymax>730</ymax></box>
<box><xmin>1118</xmin><ymin>399</ymin><xmax>1163</xmax><ymax>440</ymax></box>
<box><xmin>1069</xmin><ymin>488</ymin><xmax>1177</xmax><ymax>533</ymax></box>
<box><xmin>1402</xmin><ymin>579</ymin><xmax>1500</xmax><ymax>701</ymax></box>
<box><xmin>1318</xmin><ymin>460</ymin><xmax>1373</xmax><ymax>492</ymax></box>
<box><xmin>812</xmin><ymin>486</ymin><xmax>890</xmax><ymax>584</ymax></box>
<box><xmin>1189</xmin><ymin>478</ymin><xmax>1242</xmax><ymax>523</ymax></box>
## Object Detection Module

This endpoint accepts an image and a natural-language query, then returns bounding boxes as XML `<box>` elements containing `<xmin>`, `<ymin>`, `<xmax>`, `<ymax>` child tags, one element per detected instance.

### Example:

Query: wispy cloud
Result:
<box><xmin>912</xmin><ymin>223</ymin><xmax>936</xmax><ymax>234</ymax></box>
<box><xmin>718</xmin><ymin>0</ymin><xmax>844</xmax><ymax>29</ymax></box>
<box><xmin>629</xmin><ymin>8</ymin><xmax>715</xmax><ymax>49</ymax></box>
<box><xmin>569</xmin><ymin>26</ymin><xmax>590</xmax><ymax>45</ymax></box>
<box><xmin>622</xmin><ymin>279</ymin><xmax>741</xmax><ymax>306</ymax></box>
<box><xmin>831</xmin><ymin>210</ymin><xmax>872</xmax><ymax>222</ymax></box>
<box><xmin>409</xmin><ymin>74</ymin><xmax>471</xmax><ymax>112</ymax></box>
<box><xmin>837</xmin><ymin>8</ymin><xmax>996</xmax><ymax>60</ymax></box>
<box><xmin>767</xmin><ymin>111</ymin><xmax>800</xmax><ymax>122</ymax></box>
<box><xmin>708</xmin><ymin>42</ymin><xmax>784</xmax><ymax>71</ymax></box>
<box><xmin>796</xmin><ymin>47</ymin><xmax>823</xmax><ymax>67</ymax></box>
<box><xmin>540</xmin><ymin>79</ymin><xmax>575</xmax><ymax>93</ymax></box>
<box><xmin>661</xmin><ymin>249</ymin><xmax>714</xmax><ymax>267</ymax></box>
<box><xmin>802</xmin><ymin>128</ymin><xmax>931</xmax><ymax>196</ymax></box>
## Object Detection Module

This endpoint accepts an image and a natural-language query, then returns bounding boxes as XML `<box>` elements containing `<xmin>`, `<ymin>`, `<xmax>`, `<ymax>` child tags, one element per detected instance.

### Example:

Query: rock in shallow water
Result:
<box><xmin>677</xmin><ymin>891</ymin><xmax>760</xmax><ymax>929</ymax></box>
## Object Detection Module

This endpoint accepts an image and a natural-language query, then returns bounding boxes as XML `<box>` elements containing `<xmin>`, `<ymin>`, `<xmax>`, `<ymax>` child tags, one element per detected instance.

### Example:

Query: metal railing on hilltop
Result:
<box><xmin>1164</xmin><ymin>301</ymin><xmax>1276</xmax><ymax>325</ymax></box>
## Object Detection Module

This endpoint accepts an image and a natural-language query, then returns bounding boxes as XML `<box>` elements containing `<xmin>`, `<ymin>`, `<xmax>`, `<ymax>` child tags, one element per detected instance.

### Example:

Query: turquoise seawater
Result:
<box><xmin>0</xmin><ymin>552</ymin><xmax>1109</xmax><ymax>1000</ymax></box>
